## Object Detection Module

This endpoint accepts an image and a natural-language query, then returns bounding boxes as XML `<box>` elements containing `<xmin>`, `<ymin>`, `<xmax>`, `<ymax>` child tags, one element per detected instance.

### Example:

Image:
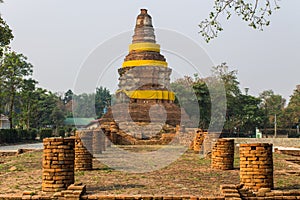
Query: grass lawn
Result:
<box><xmin>0</xmin><ymin>146</ymin><xmax>299</xmax><ymax>197</ymax></box>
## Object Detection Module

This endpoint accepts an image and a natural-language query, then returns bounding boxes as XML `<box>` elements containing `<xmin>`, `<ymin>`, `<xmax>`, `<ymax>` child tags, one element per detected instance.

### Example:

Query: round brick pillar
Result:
<box><xmin>42</xmin><ymin>138</ymin><xmax>75</xmax><ymax>192</ymax></box>
<box><xmin>239</xmin><ymin>143</ymin><xmax>274</xmax><ymax>191</ymax></box>
<box><xmin>211</xmin><ymin>139</ymin><xmax>234</xmax><ymax>170</ymax></box>
<box><xmin>75</xmin><ymin>131</ymin><xmax>93</xmax><ymax>171</ymax></box>
<box><xmin>202</xmin><ymin>132</ymin><xmax>220</xmax><ymax>156</ymax></box>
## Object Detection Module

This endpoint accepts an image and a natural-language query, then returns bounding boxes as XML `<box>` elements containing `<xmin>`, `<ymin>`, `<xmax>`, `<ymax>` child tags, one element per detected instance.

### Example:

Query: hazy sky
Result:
<box><xmin>1</xmin><ymin>0</ymin><xmax>300</xmax><ymax>101</ymax></box>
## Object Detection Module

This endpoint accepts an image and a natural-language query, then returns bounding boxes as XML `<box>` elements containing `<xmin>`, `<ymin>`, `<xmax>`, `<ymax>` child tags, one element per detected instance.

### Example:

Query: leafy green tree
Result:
<box><xmin>95</xmin><ymin>87</ymin><xmax>111</xmax><ymax>118</ymax></box>
<box><xmin>73</xmin><ymin>93</ymin><xmax>96</xmax><ymax>118</ymax></box>
<box><xmin>192</xmin><ymin>78</ymin><xmax>211</xmax><ymax>128</ymax></box>
<box><xmin>236</xmin><ymin>94</ymin><xmax>264</xmax><ymax>134</ymax></box>
<box><xmin>259</xmin><ymin>90</ymin><xmax>286</xmax><ymax>132</ymax></box>
<box><xmin>200</xmin><ymin>0</ymin><xmax>280</xmax><ymax>42</ymax></box>
<box><xmin>50</xmin><ymin>103</ymin><xmax>66</xmax><ymax>134</ymax></box>
<box><xmin>0</xmin><ymin>15</ymin><xmax>13</xmax><ymax>56</ymax></box>
<box><xmin>283</xmin><ymin>86</ymin><xmax>300</xmax><ymax>129</ymax></box>
<box><xmin>171</xmin><ymin>76</ymin><xmax>206</xmax><ymax>128</ymax></box>
<box><xmin>29</xmin><ymin>89</ymin><xmax>59</xmax><ymax>128</ymax></box>
<box><xmin>211</xmin><ymin>63</ymin><xmax>240</xmax><ymax>97</ymax></box>
<box><xmin>211</xmin><ymin>63</ymin><xmax>241</xmax><ymax>133</ymax></box>
<box><xmin>63</xmin><ymin>89</ymin><xmax>73</xmax><ymax>104</ymax></box>
<box><xmin>18</xmin><ymin>78</ymin><xmax>38</xmax><ymax>129</ymax></box>
<box><xmin>0</xmin><ymin>51</ymin><xmax>33</xmax><ymax>128</ymax></box>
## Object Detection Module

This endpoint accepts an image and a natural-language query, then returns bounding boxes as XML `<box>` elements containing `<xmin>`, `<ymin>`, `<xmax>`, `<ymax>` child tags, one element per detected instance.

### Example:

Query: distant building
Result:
<box><xmin>0</xmin><ymin>114</ymin><xmax>10</xmax><ymax>129</ymax></box>
<box><xmin>64</xmin><ymin>118</ymin><xmax>95</xmax><ymax>130</ymax></box>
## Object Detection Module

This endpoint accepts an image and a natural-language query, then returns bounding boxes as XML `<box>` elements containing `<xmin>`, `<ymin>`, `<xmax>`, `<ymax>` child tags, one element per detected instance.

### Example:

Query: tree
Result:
<box><xmin>171</xmin><ymin>76</ymin><xmax>207</xmax><ymax>128</ymax></box>
<box><xmin>63</xmin><ymin>89</ymin><xmax>73</xmax><ymax>104</ymax></box>
<box><xmin>18</xmin><ymin>78</ymin><xmax>38</xmax><ymax>129</ymax></box>
<box><xmin>283</xmin><ymin>86</ymin><xmax>300</xmax><ymax>129</ymax></box>
<box><xmin>199</xmin><ymin>0</ymin><xmax>280</xmax><ymax>42</ymax></box>
<box><xmin>211</xmin><ymin>63</ymin><xmax>240</xmax><ymax>97</ymax></box>
<box><xmin>0</xmin><ymin>15</ymin><xmax>13</xmax><ymax>113</ymax></box>
<box><xmin>259</xmin><ymin>90</ymin><xmax>286</xmax><ymax>132</ymax></box>
<box><xmin>0</xmin><ymin>15</ymin><xmax>13</xmax><ymax>56</ymax></box>
<box><xmin>73</xmin><ymin>93</ymin><xmax>97</xmax><ymax>118</ymax></box>
<box><xmin>29</xmin><ymin>89</ymin><xmax>64</xmax><ymax>128</ymax></box>
<box><xmin>236</xmin><ymin>94</ymin><xmax>264</xmax><ymax>134</ymax></box>
<box><xmin>50</xmin><ymin>103</ymin><xmax>66</xmax><ymax>133</ymax></box>
<box><xmin>0</xmin><ymin>51</ymin><xmax>33</xmax><ymax>128</ymax></box>
<box><xmin>95</xmin><ymin>87</ymin><xmax>111</xmax><ymax>118</ymax></box>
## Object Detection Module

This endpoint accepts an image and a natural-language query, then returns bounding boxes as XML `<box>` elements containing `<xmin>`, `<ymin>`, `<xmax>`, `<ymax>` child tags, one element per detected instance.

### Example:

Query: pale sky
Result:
<box><xmin>1</xmin><ymin>0</ymin><xmax>300</xmax><ymax>102</ymax></box>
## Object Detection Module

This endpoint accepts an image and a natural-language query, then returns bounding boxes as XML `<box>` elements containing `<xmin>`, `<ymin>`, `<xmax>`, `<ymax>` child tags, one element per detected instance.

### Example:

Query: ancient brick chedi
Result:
<box><xmin>100</xmin><ymin>9</ymin><xmax>187</xmax><ymax>143</ymax></box>
<box><xmin>117</xmin><ymin>8</ymin><xmax>173</xmax><ymax>103</ymax></box>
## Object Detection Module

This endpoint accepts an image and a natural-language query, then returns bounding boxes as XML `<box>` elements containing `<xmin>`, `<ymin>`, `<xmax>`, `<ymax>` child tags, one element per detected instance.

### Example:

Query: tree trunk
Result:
<box><xmin>9</xmin><ymin>86</ymin><xmax>15</xmax><ymax>129</ymax></box>
<box><xmin>9</xmin><ymin>96</ymin><xmax>14</xmax><ymax>129</ymax></box>
<box><xmin>26</xmin><ymin>102</ymin><xmax>30</xmax><ymax>130</ymax></box>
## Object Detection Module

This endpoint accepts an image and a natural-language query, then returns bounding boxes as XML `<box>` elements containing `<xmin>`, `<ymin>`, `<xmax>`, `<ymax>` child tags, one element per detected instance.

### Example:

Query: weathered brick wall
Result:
<box><xmin>42</xmin><ymin>138</ymin><xmax>75</xmax><ymax>192</ymax></box>
<box><xmin>240</xmin><ymin>143</ymin><xmax>273</xmax><ymax>191</ymax></box>
<box><xmin>211</xmin><ymin>139</ymin><xmax>234</xmax><ymax>170</ymax></box>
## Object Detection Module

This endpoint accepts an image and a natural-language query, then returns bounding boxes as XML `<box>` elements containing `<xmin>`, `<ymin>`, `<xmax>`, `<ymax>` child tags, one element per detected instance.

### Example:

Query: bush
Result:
<box><xmin>39</xmin><ymin>129</ymin><xmax>53</xmax><ymax>140</ymax></box>
<box><xmin>29</xmin><ymin>129</ymin><xmax>38</xmax><ymax>140</ymax></box>
<box><xmin>0</xmin><ymin>129</ymin><xmax>39</xmax><ymax>144</ymax></box>
<box><xmin>58</xmin><ymin>129</ymin><xmax>65</xmax><ymax>138</ymax></box>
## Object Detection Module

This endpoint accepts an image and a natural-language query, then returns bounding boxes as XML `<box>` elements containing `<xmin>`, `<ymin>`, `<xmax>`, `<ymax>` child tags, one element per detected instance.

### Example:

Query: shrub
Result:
<box><xmin>39</xmin><ymin>129</ymin><xmax>53</xmax><ymax>140</ymax></box>
<box><xmin>58</xmin><ymin>129</ymin><xmax>65</xmax><ymax>138</ymax></box>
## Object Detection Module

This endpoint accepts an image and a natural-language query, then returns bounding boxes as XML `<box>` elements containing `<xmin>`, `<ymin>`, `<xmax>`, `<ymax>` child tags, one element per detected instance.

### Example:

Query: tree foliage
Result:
<box><xmin>259</xmin><ymin>90</ymin><xmax>286</xmax><ymax>130</ymax></box>
<box><xmin>171</xmin><ymin>63</ymin><xmax>265</xmax><ymax>135</ymax></box>
<box><xmin>0</xmin><ymin>51</ymin><xmax>33</xmax><ymax>128</ymax></box>
<box><xmin>0</xmin><ymin>15</ymin><xmax>13</xmax><ymax>56</ymax></box>
<box><xmin>199</xmin><ymin>0</ymin><xmax>280</xmax><ymax>42</ymax></box>
<box><xmin>283</xmin><ymin>87</ymin><xmax>300</xmax><ymax>128</ymax></box>
<box><xmin>95</xmin><ymin>86</ymin><xmax>111</xmax><ymax>118</ymax></box>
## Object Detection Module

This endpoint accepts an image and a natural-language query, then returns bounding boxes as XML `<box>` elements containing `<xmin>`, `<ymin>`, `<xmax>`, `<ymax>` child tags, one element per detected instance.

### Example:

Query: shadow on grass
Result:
<box><xmin>92</xmin><ymin>166</ymin><xmax>115</xmax><ymax>171</ymax></box>
<box><xmin>275</xmin><ymin>184</ymin><xmax>300</xmax><ymax>190</ymax></box>
<box><xmin>87</xmin><ymin>184</ymin><xmax>145</xmax><ymax>192</ymax></box>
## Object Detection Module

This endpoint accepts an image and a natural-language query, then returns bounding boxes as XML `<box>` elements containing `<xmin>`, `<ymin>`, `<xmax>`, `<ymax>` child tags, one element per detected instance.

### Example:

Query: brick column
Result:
<box><xmin>42</xmin><ymin>138</ymin><xmax>75</xmax><ymax>192</ymax></box>
<box><xmin>193</xmin><ymin>129</ymin><xmax>207</xmax><ymax>153</ymax></box>
<box><xmin>202</xmin><ymin>132</ymin><xmax>220</xmax><ymax>156</ymax></box>
<box><xmin>211</xmin><ymin>139</ymin><xmax>234</xmax><ymax>170</ymax></box>
<box><xmin>239</xmin><ymin>143</ymin><xmax>274</xmax><ymax>191</ymax></box>
<box><xmin>75</xmin><ymin>131</ymin><xmax>93</xmax><ymax>171</ymax></box>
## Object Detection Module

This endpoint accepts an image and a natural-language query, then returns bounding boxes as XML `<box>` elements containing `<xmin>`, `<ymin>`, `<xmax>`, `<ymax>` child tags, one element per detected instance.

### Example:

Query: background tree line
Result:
<box><xmin>171</xmin><ymin>63</ymin><xmax>300</xmax><ymax>137</ymax></box>
<box><xmin>0</xmin><ymin>13</ymin><xmax>111</xmax><ymax>136</ymax></box>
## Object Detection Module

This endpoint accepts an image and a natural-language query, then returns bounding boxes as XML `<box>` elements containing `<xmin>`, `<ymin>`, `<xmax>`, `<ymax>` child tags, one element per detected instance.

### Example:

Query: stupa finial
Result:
<box><xmin>132</xmin><ymin>8</ymin><xmax>155</xmax><ymax>43</ymax></box>
<box><xmin>140</xmin><ymin>8</ymin><xmax>148</xmax><ymax>14</ymax></box>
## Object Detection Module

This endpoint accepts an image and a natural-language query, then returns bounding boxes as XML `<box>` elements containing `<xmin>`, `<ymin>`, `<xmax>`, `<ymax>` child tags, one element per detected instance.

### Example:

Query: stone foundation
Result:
<box><xmin>211</xmin><ymin>139</ymin><xmax>234</xmax><ymax>170</ymax></box>
<box><xmin>42</xmin><ymin>138</ymin><xmax>75</xmax><ymax>192</ymax></box>
<box><xmin>239</xmin><ymin>143</ymin><xmax>274</xmax><ymax>191</ymax></box>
